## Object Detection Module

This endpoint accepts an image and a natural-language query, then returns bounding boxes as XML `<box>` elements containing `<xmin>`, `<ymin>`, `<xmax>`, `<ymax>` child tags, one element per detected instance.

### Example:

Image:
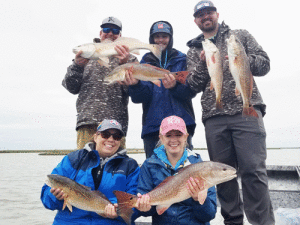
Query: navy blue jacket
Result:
<box><xmin>137</xmin><ymin>146</ymin><xmax>217</xmax><ymax>225</ymax></box>
<box><xmin>128</xmin><ymin>50</ymin><xmax>196</xmax><ymax>138</ymax></box>
<box><xmin>41</xmin><ymin>143</ymin><xmax>140</xmax><ymax>225</ymax></box>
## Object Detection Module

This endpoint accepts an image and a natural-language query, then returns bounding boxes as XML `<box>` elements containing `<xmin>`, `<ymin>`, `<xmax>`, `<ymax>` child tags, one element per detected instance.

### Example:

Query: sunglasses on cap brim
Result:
<box><xmin>102</xmin><ymin>28</ymin><xmax>121</xmax><ymax>35</ymax></box>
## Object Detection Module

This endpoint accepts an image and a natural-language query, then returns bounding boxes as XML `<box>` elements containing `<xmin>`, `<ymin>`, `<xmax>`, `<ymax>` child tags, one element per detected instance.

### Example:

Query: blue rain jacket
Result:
<box><xmin>41</xmin><ymin>143</ymin><xmax>140</xmax><ymax>225</ymax></box>
<box><xmin>137</xmin><ymin>146</ymin><xmax>217</xmax><ymax>225</ymax></box>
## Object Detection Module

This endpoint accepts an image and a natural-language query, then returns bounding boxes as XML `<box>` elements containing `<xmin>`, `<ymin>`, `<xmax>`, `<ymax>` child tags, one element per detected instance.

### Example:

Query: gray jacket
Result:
<box><xmin>186</xmin><ymin>21</ymin><xmax>270</xmax><ymax>122</ymax></box>
<box><xmin>62</xmin><ymin>52</ymin><xmax>137</xmax><ymax>134</ymax></box>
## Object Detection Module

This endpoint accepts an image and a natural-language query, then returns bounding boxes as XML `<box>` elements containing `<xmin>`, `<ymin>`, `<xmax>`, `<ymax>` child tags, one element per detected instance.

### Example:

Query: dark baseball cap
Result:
<box><xmin>100</xmin><ymin>17</ymin><xmax>122</xmax><ymax>30</ymax></box>
<box><xmin>150</xmin><ymin>21</ymin><xmax>172</xmax><ymax>36</ymax></box>
<box><xmin>97</xmin><ymin>119</ymin><xmax>124</xmax><ymax>136</ymax></box>
<box><xmin>193</xmin><ymin>1</ymin><xmax>217</xmax><ymax>17</ymax></box>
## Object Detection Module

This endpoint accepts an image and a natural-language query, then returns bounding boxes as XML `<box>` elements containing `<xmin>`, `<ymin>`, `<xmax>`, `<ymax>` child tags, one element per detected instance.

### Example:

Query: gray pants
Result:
<box><xmin>204</xmin><ymin>110</ymin><xmax>275</xmax><ymax>225</ymax></box>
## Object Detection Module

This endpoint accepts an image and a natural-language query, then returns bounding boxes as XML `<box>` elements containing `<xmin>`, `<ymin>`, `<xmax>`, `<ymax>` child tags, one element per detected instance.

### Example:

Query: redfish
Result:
<box><xmin>226</xmin><ymin>35</ymin><xmax>258</xmax><ymax>117</ymax></box>
<box><xmin>73</xmin><ymin>37</ymin><xmax>162</xmax><ymax>67</ymax></box>
<box><xmin>104</xmin><ymin>63</ymin><xmax>189</xmax><ymax>87</ymax></box>
<box><xmin>46</xmin><ymin>174</ymin><xmax>131</xmax><ymax>225</ymax></box>
<box><xmin>202</xmin><ymin>39</ymin><xmax>223</xmax><ymax>109</ymax></box>
<box><xmin>113</xmin><ymin>161</ymin><xmax>236</xmax><ymax>224</ymax></box>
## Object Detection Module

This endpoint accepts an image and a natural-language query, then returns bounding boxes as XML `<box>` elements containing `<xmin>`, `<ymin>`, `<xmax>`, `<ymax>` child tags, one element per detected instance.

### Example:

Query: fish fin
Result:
<box><xmin>235</xmin><ymin>87</ymin><xmax>240</xmax><ymax>96</ymax></box>
<box><xmin>152</xmin><ymin>80</ymin><xmax>161</xmax><ymax>87</ymax></box>
<box><xmin>210</xmin><ymin>82</ymin><xmax>214</xmax><ymax>91</ymax></box>
<box><xmin>172</xmin><ymin>71</ymin><xmax>189</xmax><ymax>85</ymax></box>
<box><xmin>243</xmin><ymin>106</ymin><xmax>258</xmax><ymax>118</ymax></box>
<box><xmin>156</xmin><ymin>204</ymin><xmax>171</xmax><ymax>215</ymax></box>
<box><xmin>98</xmin><ymin>57</ymin><xmax>110</xmax><ymax>68</ymax></box>
<box><xmin>63</xmin><ymin>198</ymin><xmax>72</xmax><ymax>212</ymax></box>
<box><xmin>216</xmin><ymin>99</ymin><xmax>223</xmax><ymax>110</ymax></box>
<box><xmin>78</xmin><ymin>183</ymin><xmax>92</xmax><ymax>191</ymax></box>
<box><xmin>233</xmin><ymin>56</ymin><xmax>238</xmax><ymax>65</ymax></box>
<box><xmin>211</xmin><ymin>54</ymin><xmax>216</xmax><ymax>64</ymax></box>
<box><xmin>151</xmin><ymin>44</ymin><xmax>163</xmax><ymax>61</ymax></box>
<box><xmin>131</xmin><ymin>49</ymin><xmax>140</xmax><ymax>55</ymax></box>
<box><xmin>128</xmin><ymin>65</ymin><xmax>134</xmax><ymax>74</ymax></box>
<box><xmin>198</xmin><ymin>189</ymin><xmax>208</xmax><ymax>205</ymax></box>
<box><xmin>143</xmin><ymin>64</ymin><xmax>169</xmax><ymax>73</ymax></box>
<box><xmin>113</xmin><ymin>190</ymin><xmax>137</xmax><ymax>225</ymax></box>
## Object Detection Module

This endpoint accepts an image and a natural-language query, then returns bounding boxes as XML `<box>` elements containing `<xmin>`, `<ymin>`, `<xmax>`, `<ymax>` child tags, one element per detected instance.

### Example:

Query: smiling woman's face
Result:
<box><xmin>94</xmin><ymin>129</ymin><xmax>122</xmax><ymax>158</ymax></box>
<box><xmin>160</xmin><ymin>129</ymin><xmax>188</xmax><ymax>155</ymax></box>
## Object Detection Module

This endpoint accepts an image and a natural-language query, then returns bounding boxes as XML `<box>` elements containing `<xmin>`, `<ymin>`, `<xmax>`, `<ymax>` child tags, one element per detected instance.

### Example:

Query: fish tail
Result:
<box><xmin>151</xmin><ymin>45</ymin><xmax>162</xmax><ymax>61</ymax></box>
<box><xmin>243</xmin><ymin>105</ymin><xmax>258</xmax><ymax>118</ymax></box>
<box><xmin>172</xmin><ymin>71</ymin><xmax>189</xmax><ymax>85</ymax></box>
<box><xmin>113</xmin><ymin>190</ymin><xmax>137</xmax><ymax>225</ymax></box>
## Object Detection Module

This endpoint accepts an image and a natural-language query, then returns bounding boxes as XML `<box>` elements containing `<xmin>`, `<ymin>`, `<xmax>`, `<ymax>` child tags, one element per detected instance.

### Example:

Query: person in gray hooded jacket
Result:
<box><xmin>181</xmin><ymin>1</ymin><xmax>275</xmax><ymax>225</ymax></box>
<box><xmin>62</xmin><ymin>16</ymin><xmax>137</xmax><ymax>150</ymax></box>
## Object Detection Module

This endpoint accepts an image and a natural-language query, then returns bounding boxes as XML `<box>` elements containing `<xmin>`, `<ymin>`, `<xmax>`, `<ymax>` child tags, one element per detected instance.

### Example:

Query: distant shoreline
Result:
<box><xmin>0</xmin><ymin>147</ymin><xmax>299</xmax><ymax>155</ymax></box>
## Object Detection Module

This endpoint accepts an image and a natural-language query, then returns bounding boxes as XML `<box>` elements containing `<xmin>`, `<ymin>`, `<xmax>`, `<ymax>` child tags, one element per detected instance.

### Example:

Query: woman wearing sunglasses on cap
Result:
<box><xmin>121</xmin><ymin>21</ymin><xmax>197</xmax><ymax>159</ymax></box>
<box><xmin>135</xmin><ymin>115</ymin><xmax>217</xmax><ymax>225</ymax></box>
<box><xmin>41</xmin><ymin>119</ymin><xmax>140</xmax><ymax>225</ymax></box>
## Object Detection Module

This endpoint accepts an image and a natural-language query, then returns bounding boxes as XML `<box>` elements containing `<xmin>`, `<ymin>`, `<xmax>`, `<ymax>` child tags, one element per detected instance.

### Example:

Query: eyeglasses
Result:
<box><xmin>98</xmin><ymin>131</ymin><xmax>123</xmax><ymax>141</ymax></box>
<box><xmin>102</xmin><ymin>28</ymin><xmax>121</xmax><ymax>35</ymax></box>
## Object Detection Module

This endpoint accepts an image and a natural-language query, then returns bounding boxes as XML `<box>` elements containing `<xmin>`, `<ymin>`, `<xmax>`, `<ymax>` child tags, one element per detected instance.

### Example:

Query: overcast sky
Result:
<box><xmin>1</xmin><ymin>0</ymin><xmax>299</xmax><ymax>150</ymax></box>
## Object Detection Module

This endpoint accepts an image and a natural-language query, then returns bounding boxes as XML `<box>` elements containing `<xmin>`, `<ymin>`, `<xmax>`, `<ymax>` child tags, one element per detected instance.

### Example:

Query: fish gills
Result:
<box><xmin>227</xmin><ymin>35</ymin><xmax>258</xmax><ymax>117</ymax></box>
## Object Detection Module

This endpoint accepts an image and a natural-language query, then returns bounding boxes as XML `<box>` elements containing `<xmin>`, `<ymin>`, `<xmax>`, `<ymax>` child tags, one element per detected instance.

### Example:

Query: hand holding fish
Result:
<box><xmin>117</xmin><ymin>68</ymin><xmax>139</xmax><ymax>86</ymax></box>
<box><xmin>74</xmin><ymin>51</ymin><xmax>90</xmax><ymax>67</ymax></box>
<box><xmin>186</xmin><ymin>177</ymin><xmax>207</xmax><ymax>204</ymax></box>
<box><xmin>162</xmin><ymin>74</ymin><xmax>176</xmax><ymax>89</ymax></box>
<box><xmin>114</xmin><ymin>45</ymin><xmax>130</xmax><ymax>65</ymax></box>
<box><xmin>104</xmin><ymin>203</ymin><xmax>119</xmax><ymax>219</ymax></box>
<box><xmin>136</xmin><ymin>193</ymin><xmax>151</xmax><ymax>212</ymax></box>
<box><xmin>200</xmin><ymin>50</ymin><xmax>206</xmax><ymax>61</ymax></box>
<box><xmin>50</xmin><ymin>187</ymin><xmax>66</xmax><ymax>201</ymax></box>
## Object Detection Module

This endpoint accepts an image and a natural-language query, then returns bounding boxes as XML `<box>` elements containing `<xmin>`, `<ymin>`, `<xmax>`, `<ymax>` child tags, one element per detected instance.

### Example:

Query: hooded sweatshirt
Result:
<box><xmin>128</xmin><ymin>21</ymin><xmax>196</xmax><ymax>138</ymax></box>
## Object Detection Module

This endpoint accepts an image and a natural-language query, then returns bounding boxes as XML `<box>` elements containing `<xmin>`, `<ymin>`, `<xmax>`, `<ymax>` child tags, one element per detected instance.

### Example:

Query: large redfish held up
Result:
<box><xmin>226</xmin><ymin>34</ymin><xmax>258</xmax><ymax>117</ymax></box>
<box><xmin>72</xmin><ymin>37</ymin><xmax>162</xmax><ymax>67</ymax></box>
<box><xmin>202</xmin><ymin>39</ymin><xmax>223</xmax><ymax>109</ymax></box>
<box><xmin>45</xmin><ymin>174</ymin><xmax>132</xmax><ymax>225</ymax></box>
<box><xmin>104</xmin><ymin>62</ymin><xmax>189</xmax><ymax>87</ymax></box>
<box><xmin>113</xmin><ymin>161</ymin><xmax>236</xmax><ymax>224</ymax></box>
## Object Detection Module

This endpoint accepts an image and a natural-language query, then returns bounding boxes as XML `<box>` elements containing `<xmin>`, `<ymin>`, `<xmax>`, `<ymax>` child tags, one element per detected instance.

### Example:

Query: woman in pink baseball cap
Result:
<box><xmin>134</xmin><ymin>115</ymin><xmax>217</xmax><ymax>225</ymax></box>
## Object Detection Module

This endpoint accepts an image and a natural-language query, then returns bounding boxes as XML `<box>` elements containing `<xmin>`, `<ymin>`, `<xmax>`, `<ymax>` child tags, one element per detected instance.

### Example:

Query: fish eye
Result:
<box><xmin>223</xmin><ymin>168</ymin><xmax>227</xmax><ymax>171</ymax></box>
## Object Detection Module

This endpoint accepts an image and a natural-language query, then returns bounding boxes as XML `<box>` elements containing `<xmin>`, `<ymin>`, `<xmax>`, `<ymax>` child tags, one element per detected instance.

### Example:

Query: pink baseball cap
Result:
<box><xmin>160</xmin><ymin>116</ymin><xmax>187</xmax><ymax>135</ymax></box>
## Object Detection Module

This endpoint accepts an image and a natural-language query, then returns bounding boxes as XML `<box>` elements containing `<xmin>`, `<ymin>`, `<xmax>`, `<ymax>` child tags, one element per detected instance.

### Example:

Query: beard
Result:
<box><xmin>199</xmin><ymin>19</ymin><xmax>218</xmax><ymax>32</ymax></box>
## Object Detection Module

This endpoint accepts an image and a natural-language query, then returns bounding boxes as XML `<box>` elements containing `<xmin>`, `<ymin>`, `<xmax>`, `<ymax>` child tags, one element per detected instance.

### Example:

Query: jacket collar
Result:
<box><xmin>153</xmin><ymin>145</ymin><xmax>197</xmax><ymax>170</ymax></box>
